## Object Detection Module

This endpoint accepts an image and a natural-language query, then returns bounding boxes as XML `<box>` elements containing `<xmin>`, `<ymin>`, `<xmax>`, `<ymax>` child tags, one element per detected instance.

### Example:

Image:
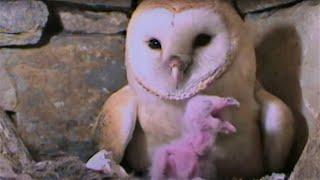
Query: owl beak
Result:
<box><xmin>170</xmin><ymin>60</ymin><xmax>183</xmax><ymax>89</ymax></box>
<box><xmin>172</xmin><ymin>66</ymin><xmax>181</xmax><ymax>89</ymax></box>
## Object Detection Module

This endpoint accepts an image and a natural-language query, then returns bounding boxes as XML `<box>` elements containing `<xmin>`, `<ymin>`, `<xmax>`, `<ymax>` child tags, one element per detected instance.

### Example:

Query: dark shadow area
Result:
<box><xmin>132</xmin><ymin>0</ymin><xmax>140</xmax><ymax>10</ymax></box>
<box><xmin>255</xmin><ymin>25</ymin><xmax>308</xmax><ymax>173</ymax></box>
<box><xmin>4</xmin><ymin>110</ymin><xmax>17</xmax><ymax>127</ymax></box>
<box><xmin>37</xmin><ymin>1</ymin><xmax>64</xmax><ymax>46</ymax></box>
<box><xmin>43</xmin><ymin>0</ymin><xmax>132</xmax><ymax>13</ymax></box>
<box><xmin>121</xmin><ymin>121</ymin><xmax>148</xmax><ymax>177</ymax></box>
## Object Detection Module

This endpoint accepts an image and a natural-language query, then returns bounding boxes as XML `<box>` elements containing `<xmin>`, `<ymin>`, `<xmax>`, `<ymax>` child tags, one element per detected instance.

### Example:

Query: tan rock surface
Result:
<box><xmin>0</xmin><ymin>34</ymin><xmax>127</xmax><ymax>161</ymax></box>
<box><xmin>0</xmin><ymin>109</ymin><xmax>33</xmax><ymax>174</ymax></box>
<box><xmin>0</xmin><ymin>155</ymin><xmax>18</xmax><ymax>179</ymax></box>
<box><xmin>290</xmin><ymin>130</ymin><xmax>320</xmax><ymax>179</ymax></box>
<box><xmin>0</xmin><ymin>61</ymin><xmax>17</xmax><ymax>111</ymax></box>
<box><xmin>58</xmin><ymin>9</ymin><xmax>128</xmax><ymax>34</ymax></box>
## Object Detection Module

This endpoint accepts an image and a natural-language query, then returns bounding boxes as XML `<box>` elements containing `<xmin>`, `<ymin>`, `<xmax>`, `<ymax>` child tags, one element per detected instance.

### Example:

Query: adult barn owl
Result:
<box><xmin>94</xmin><ymin>0</ymin><xmax>294</xmax><ymax>178</ymax></box>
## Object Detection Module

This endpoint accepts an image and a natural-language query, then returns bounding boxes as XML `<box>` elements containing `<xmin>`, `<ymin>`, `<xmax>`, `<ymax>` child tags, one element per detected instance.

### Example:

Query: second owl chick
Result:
<box><xmin>150</xmin><ymin>95</ymin><xmax>240</xmax><ymax>180</ymax></box>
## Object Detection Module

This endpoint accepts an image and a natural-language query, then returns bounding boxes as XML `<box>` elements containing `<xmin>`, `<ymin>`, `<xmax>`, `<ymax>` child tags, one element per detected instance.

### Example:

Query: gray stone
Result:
<box><xmin>0</xmin><ymin>109</ymin><xmax>33</xmax><ymax>172</ymax></box>
<box><xmin>236</xmin><ymin>0</ymin><xmax>298</xmax><ymax>13</ymax></box>
<box><xmin>50</xmin><ymin>0</ymin><xmax>132</xmax><ymax>9</ymax></box>
<box><xmin>290</xmin><ymin>132</ymin><xmax>320</xmax><ymax>180</ymax></box>
<box><xmin>58</xmin><ymin>9</ymin><xmax>128</xmax><ymax>34</ymax></box>
<box><xmin>0</xmin><ymin>0</ymin><xmax>48</xmax><ymax>46</ymax></box>
<box><xmin>0</xmin><ymin>34</ymin><xmax>127</xmax><ymax>161</ymax></box>
<box><xmin>25</xmin><ymin>156</ymin><xmax>110</xmax><ymax>179</ymax></box>
<box><xmin>0</xmin><ymin>61</ymin><xmax>17</xmax><ymax>111</ymax></box>
<box><xmin>245</xmin><ymin>1</ymin><xmax>320</xmax><ymax>178</ymax></box>
<box><xmin>0</xmin><ymin>155</ymin><xmax>18</xmax><ymax>179</ymax></box>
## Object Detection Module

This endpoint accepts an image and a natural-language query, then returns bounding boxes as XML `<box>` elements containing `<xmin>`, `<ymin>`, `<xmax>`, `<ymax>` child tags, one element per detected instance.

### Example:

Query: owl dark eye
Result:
<box><xmin>148</xmin><ymin>38</ymin><xmax>162</xmax><ymax>50</ymax></box>
<box><xmin>193</xmin><ymin>34</ymin><xmax>212</xmax><ymax>48</ymax></box>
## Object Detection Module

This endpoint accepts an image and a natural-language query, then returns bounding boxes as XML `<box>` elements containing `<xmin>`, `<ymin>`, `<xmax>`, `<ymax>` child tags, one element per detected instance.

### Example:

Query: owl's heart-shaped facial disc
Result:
<box><xmin>126</xmin><ymin>7</ymin><xmax>235</xmax><ymax>100</ymax></box>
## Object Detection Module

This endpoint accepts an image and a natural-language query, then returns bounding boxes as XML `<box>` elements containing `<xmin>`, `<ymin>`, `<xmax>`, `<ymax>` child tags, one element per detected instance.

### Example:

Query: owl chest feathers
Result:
<box><xmin>133</xmin><ymin>79</ymin><xmax>264</xmax><ymax>176</ymax></box>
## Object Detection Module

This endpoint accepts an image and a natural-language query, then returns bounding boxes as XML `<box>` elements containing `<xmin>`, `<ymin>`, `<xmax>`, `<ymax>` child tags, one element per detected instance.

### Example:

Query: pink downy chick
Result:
<box><xmin>151</xmin><ymin>95</ymin><xmax>239</xmax><ymax>180</ymax></box>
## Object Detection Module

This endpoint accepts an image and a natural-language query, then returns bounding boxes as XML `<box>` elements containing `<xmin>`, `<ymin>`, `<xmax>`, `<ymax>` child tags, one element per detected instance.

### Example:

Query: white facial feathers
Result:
<box><xmin>126</xmin><ymin>8</ymin><xmax>232</xmax><ymax>100</ymax></box>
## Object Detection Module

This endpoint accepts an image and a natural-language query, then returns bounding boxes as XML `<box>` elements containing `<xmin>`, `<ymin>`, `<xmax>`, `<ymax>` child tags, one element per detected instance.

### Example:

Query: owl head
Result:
<box><xmin>126</xmin><ymin>0</ymin><xmax>244</xmax><ymax>100</ymax></box>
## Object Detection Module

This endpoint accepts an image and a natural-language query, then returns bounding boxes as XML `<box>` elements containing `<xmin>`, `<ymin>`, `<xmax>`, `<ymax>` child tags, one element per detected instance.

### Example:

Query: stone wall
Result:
<box><xmin>0</xmin><ymin>0</ymin><xmax>318</xmax><ymax>179</ymax></box>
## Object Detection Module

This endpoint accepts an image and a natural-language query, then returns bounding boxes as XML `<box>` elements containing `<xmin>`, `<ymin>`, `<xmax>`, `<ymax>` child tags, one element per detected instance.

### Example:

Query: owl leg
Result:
<box><xmin>255</xmin><ymin>85</ymin><xmax>295</xmax><ymax>172</ymax></box>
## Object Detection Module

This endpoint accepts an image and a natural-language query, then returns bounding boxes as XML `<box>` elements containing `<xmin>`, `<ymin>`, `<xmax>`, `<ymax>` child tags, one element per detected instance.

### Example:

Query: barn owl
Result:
<box><xmin>94</xmin><ymin>0</ymin><xmax>295</xmax><ymax>178</ymax></box>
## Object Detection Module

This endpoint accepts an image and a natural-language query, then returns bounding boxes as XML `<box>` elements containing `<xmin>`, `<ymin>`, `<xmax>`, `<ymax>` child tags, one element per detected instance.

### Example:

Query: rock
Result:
<box><xmin>0</xmin><ymin>155</ymin><xmax>18</xmax><ymax>179</ymax></box>
<box><xmin>236</xmin><ymin>0</ymin><xmax>298</xmax><ymax>14</ymax></box>
<box><xmin>245</xmin><ymin>1</ymin><xmax>320</xmax><ymax>178</ymax></box>
<box><xmin>0</xmin><ymin>61</ymin><xmax>17</xmax><ymax>111</ymax></box>
<box><xmin>0</xmin><ymin>34</ymin><xmax>127</xmax><ymax>161</ymax></box>
<box><xmin>50</xmin><ymin>0</ymin><xmax>132</xmax><ymax>9</ymax></box>
<box><xmin>17</xmin><ymin>174</ymin><xmax>33</xmax><ymax>180</ymax></box>
<box><xmin>290</xmin><ymin>132</ymin><xmax>320</xmax><ymax>179</ymax></box>
<box><xmin>26</xmin><ymin>155</ymin><xmax>110</xmax><ymax>179</ymax></box>
<box><xmin>0</xmin><ymin>110</ymin><xmax>33</xmax><ymax>168</ymax></box>
<box><xmin>0</xmin><ymin>155</ymin><xmax>32</xmax><ymax>180</ymax></box>
<box><xmin>58</xmin><ymin>9</ymin><xmax>128</xmax><ymax>34</ymax></box>
<box><xmin>0</xmin><ymin>0</ymin><xmax>48</xmax><ymax>46</ymax></box>
<box><xmin>0</xmin><ymin>109</ymin><xmax>33</xmax><ymax>172</ymax></box>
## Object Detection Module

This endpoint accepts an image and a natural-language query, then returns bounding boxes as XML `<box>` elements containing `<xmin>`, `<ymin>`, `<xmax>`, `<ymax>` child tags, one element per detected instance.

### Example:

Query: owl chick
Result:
<box><xmin>94</xmin><ymin>0</ymin><xmax>295</xmax><ymax>178</ymax></box>
<box><xmin>150</xmin><ymin>96</ymin><xmax>239</xmax><ymax>180</ymax></box>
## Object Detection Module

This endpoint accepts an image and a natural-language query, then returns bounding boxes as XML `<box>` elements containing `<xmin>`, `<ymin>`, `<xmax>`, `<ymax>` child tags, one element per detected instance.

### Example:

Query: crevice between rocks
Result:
<box><xmin>43</xmin><ymin>0</ymin><xmax>132</xmax><ymax>14</ymax></box>
<box><xmin>59</xmin><ymin>30</ymin><xmax>127</xmax><ymax>36</ymax></box>
<box><xmin>243</xmin><ymin>0</ymin><xmax>304</xmax><ymax>16</ymax></box>
<box><xmin>4</xmin><ymin>110</ymin><xmax>17</xmax><ymax>128</ymax></box>
<box><xmin>1</xmin><ymin>0</ymin><xmax>128</xmax><ymax>50</ymax></box>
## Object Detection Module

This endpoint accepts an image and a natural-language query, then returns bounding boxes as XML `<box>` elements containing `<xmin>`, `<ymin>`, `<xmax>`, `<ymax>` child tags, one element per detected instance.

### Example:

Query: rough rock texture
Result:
<box><xmin>58</xmin><ymin>9</ymin><xmax>128</xmax><ymax>34</ymax></box>
<box><xmin>0</xmin><ymin>110</ymin><xmax>33</xmax><ymax>178</ymax></box>
<box><xmin>50</xmin><ymin>0</ymin><xmax>132</xmax><ymax>9</ymax></box>
<box><xmin>0</xmin><ymin>34</ymin><xmax>127</xmax><ymax>161</ymax></box>
<box><xmin>236</xmin><ymin>0</ymin><xmax>298</xmax><ymax>13</ymax></box>
<box><xmin>25</xmin><ymin>156</ymin><xmax>110</xmax><ymax>180</ymax></box>
<box><xmin>0</xmin><ymin>155</ymin><xmax>17</xmax><ymax>179</ymax></box>
<box><xmin>246</xmin><ymin>1</ymin><xmax>320</xmax><ymax>178</ymax></box>
<box><xmin>0</xmin><ymin>0</ymin><xmax>48</xmax><ymax>46</ymax></box>
<box><xmin>289</xmin><ymin>131</ymin><xmax>320</xmax><ymax>179</ymax></box>
<box><xmin>0</xmin><ymin>61</ymin><xmax>17</xmax><ymax>111</ymax></box>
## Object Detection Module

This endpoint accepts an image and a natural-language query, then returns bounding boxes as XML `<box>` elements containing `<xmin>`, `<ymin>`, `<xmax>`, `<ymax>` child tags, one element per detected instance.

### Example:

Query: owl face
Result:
<box><xmin>126</xmin><ymin>6</ymin><xmax>235</xmax><ymax>100</ymax></box>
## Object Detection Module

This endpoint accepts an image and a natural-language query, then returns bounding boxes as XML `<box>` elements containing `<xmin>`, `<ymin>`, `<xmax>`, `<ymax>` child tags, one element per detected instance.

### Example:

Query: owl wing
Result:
<box><xmin>255</xmin><ymin>82</ymin><xmax>294</xmax><ymax>172</ymax></box>
<box><xmin>93</xmin><ymin>85</ymin><xmax>138</xmax><ymax>163</ymax></box>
